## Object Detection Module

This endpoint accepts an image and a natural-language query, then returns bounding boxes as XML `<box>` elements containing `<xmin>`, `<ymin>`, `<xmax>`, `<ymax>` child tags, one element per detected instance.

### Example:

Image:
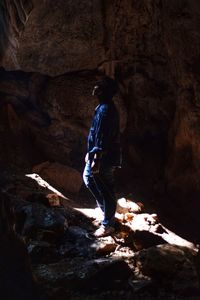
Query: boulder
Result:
<box><xmin>27</xmin><ymin>192</ymin><xmax>61</xmax><ymax>207</ymax></box>
<box><xmin>90</xmin><ymin>236</ymin><xmax>118</xmax><ymax>255</ymax></box>
<box><xmin>116</xmin><ymin>198</ymin><xmax>144</xmax><ymax>214</ymax></box>
<box><xmin>33</xmin><ymin>257</ymin><xmax>132</xmax><ymax>291</ymax></box>
<box><xmin>128</xmin><ymin>213</ymin><xmax>158</xmax><ymax>232</ymax></box>
<box><xmin>0</xmin><ymin>193</ymin><xmax>42</xmax><ymax>300</ymax></box>
<box><xmin>59</xmin><ymin>226</ymin><xmax>96</xmax><ymax>258</ymax></box>
<box><xmin>27</xmin><ymin>240</ymin><xmax>59</xmax><ymax>264</ymax></box>
<box><xmin>17</xmin><ymin>202</ymin><xmax>68</xmax><ymax>238</ymax></box>
<box><xmin>134</xmin><ymin>244</ymin><xmax>199</xmax><ymax>294</ymax></box>
<box><xmin>32</xmin><ymin>161</ymin><xmax>82</xmax><ymax>195</ymax></box>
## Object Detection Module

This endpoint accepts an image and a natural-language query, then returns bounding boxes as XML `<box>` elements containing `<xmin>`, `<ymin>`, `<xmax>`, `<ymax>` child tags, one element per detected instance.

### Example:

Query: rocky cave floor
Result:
<box><xmin>1</xmin><ymin>166</ymin><xmax>200</xmax><ymax>300</ymax></box>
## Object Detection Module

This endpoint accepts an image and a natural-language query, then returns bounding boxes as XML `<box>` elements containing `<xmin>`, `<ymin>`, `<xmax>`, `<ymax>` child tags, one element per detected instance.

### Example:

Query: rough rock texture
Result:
<box><xmin>33</xmin><ymin>257</ymin><xmax>131</xmax><ymax>291</ymax></box>
<box><xmin>3</xmin><ymin>0</ymin><xmax>105</xmax><ymax>75</ymax></box>
<box><xmin>0</xmin><ymin>0</ymin><xmax>33</xmax><ymax>62</ymax></box>
<box><xmin>0</xmin><ymin>171</ymin><xmax>199</xmax><ymax>300</ymax></box>
<box><xmin>19</xmin><ymin>202</ymin><xmax>68</xmax><ymax>237</ymax></box>
<box><xmin>134</xmin><ymin>244</ymin><xmax>199</xmax><ymax>294</ymax></box>
<box><xmin>0</xmin><ymin>192</ymin><xmax>45</xmax><ymax>300</ymax></box>
<box><xmin>32</xmin><ymin>161</ymin><xmax>82</xmax><ymax>194</ymax></box>
<box><xmin>162</xmin><ymin>1</ymin><xmax>200</xmax><ymax>227</ymax></box>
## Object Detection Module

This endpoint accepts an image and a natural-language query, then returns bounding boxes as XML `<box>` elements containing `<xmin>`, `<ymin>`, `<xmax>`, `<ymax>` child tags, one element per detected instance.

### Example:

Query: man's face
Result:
<box><xmin>92</xmin><ymin>85</ymin><xmax>103</xmax><ymax>97</ymax></box>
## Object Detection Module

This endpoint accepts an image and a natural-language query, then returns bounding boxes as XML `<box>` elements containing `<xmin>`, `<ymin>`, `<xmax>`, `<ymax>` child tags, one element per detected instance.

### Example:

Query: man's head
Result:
<box><xmin>92</xmin><ymin>76</ymin><xmax>118</xmax><ymax>102</ymax></box>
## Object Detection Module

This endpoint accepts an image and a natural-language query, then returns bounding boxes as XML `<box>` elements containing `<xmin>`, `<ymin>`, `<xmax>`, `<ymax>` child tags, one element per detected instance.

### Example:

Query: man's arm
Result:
<box><xmin>89</xmin><ymin>109</ymin><xmax>110</xmax><ymax>172</ymax></box>
<box><xmin>90</xmin><ymin>109</ymin><xmax>110</xmax><ymax>153</ymax></box>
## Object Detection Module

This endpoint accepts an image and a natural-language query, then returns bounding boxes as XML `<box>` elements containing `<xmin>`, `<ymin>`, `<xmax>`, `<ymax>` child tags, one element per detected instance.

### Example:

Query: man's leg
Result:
<box><xmin>94</xmin><ymin>165</ymin><xmax>117</xmax><ymax>227</ymax></box>
<box><xmin>83</xmin><ymin>161</ymin><xmax>105</xmax><ymax>212</ymax></box>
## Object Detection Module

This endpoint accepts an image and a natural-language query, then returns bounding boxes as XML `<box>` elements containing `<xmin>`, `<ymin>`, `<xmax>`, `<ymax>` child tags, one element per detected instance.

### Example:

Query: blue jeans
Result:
<box><xmin>83</xmin><ymin>161</ymin><xmax>117</xmax><ymax>227</ymax></box>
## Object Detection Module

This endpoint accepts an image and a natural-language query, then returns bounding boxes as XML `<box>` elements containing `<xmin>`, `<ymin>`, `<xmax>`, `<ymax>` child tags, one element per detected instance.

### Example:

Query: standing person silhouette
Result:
<box><xmin>83</xmin><ymin>76</ymin><xmax>121</xmax><ymax>237</ymax></box>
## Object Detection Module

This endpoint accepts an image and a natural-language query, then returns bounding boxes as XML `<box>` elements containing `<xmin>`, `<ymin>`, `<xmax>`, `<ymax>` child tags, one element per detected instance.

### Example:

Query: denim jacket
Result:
<box><xmin>87</xmin><ymin>101</ymin><xmax>121</xmax><ymax>167</ymax></box>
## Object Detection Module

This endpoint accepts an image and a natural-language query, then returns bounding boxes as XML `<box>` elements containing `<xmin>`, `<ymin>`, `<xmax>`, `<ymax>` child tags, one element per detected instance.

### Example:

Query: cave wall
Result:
<box><xmin>162</xmin><ymin>0</ymin><xmax>200</xmax><ymax>196</ymax></box>
<box><xmin>1</xmin><ymin>0</ymin><xmax>200</xmax><ymax>223</ymax></box>
<box><xmin>3</xmin><ymin>0</ymin><xmax>105</xmax><ymax>75</ymax></box>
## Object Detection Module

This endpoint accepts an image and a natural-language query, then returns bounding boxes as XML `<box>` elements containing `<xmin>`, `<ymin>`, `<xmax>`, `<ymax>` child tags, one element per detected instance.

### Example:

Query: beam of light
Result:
<box><xmin>73</xmin><ymin>207</ymin><xmax>103</xmax><ymax>221</ymax></box>
<box><xmin>157</xmin><ymin>224</ymin><xmax>199</xmax><ymax>253</ymax></box>
<box><xmin>124</xmin><ymin>212</ymin><xmax>199</xmax><ymax>253</ymax></box>
<box><xmin>75</xmin><ymin>201</ymin><xmax>199</xmax><ymax>254</ymax></box>
<box><xmin>26</xmin><ymin>173</ymin><xmax>69</xmax><ymax>200</ymax></box>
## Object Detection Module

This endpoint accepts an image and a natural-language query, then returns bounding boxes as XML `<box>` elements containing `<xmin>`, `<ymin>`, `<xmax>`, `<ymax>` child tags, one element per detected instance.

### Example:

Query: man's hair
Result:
<box><xmin>95</xmin><ymin>76</ymin><xmax>118</xmax><ymax>99</ymax></box>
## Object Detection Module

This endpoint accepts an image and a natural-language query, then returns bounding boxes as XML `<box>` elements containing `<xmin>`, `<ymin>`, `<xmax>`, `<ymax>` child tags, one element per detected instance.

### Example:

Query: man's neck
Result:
<box><xmin>98</xmin><ymin>98</ymin><xmax>112</xmax><ymax>104</ymax></box>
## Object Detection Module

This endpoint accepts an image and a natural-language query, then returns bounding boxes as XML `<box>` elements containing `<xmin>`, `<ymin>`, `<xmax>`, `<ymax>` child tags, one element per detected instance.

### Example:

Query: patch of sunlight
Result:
<box><xmin>159</xmin><ymin>225</ymin><xmax>199</xmax><ymax>253</ymax></box>
<box><xmin>74</xmin><ymin>198</ymin><xmax>199</xmax><ymax>253</ymax></box>
<box><xmin>74</xmin><ymin>207</ymin><xmax>103</xmax><ymax>221</ymax></box>
<box><xmin>26</xmin><ymin>173</ymin><xmax>69</xmax><ymax>200</ymax></box>
<box><xmin>125</xmin><ymin>212</ymin><xmax>199</xmax><ymax>253</ymax></box>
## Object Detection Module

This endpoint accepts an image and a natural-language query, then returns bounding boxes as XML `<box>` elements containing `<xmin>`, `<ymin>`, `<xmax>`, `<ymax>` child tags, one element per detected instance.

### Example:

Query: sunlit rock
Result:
<box><xmin>32</xmin><ymin>161</ymin><xmax>82</xmax><ymax>195</ymax></box>
<box><xmin>116</xmin><ymin>197</ymin><xmax>144</xmax><ymax>214</ymax></box>
<box><xmin>91</xmin><ymin>236</ymin><xmax>117</xmax><ymax>255</ymax></box>
<box><xmin>127</xmin><ymin>213</ymin><xmax>158</xmax><ymax>232</ymax></box>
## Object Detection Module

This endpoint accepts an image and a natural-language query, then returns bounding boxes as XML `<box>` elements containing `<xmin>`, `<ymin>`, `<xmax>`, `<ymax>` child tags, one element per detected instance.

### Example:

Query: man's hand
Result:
<box><xmin>91</xmin><ymin>153</ymin><xmax>101</xmax><ymax>174</ymax></box>
<box><xmin>91</xmin><ymin>159</ymin><xmax>100</xmax><ymax>174</ymax></box>
<box><xmin>85</xmin><ymin>152</ymin><xmax>101</xmax><ymax>173</ymax></box>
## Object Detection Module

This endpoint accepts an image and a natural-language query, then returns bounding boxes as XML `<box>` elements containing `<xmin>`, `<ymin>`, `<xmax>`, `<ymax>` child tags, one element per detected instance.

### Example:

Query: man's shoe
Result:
<box><xmin>93</xmin><ymin>225</ymin><xmax>115</xmax><ymax>238</ymax></box>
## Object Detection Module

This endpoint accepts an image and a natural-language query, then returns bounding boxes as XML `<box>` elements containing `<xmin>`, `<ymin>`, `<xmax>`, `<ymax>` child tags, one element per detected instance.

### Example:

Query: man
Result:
<box><xmin>83</xmin><ymin>76</ymin><xmax>121</xmax><ymax>237</ymax></box>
